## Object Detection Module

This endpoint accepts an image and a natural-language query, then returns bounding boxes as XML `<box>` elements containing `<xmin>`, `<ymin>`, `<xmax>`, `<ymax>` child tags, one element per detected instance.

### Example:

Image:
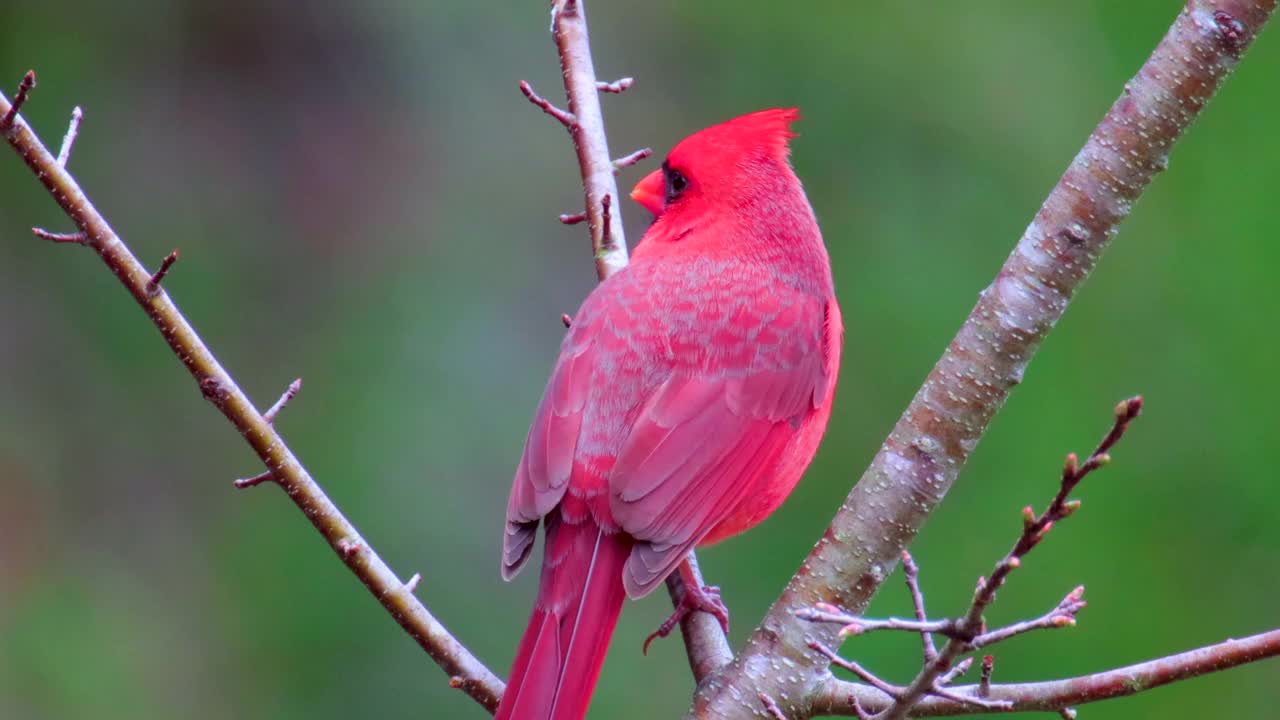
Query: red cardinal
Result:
<box><xmin>496</xmin><ymin>108</ymin><xmax>842</xmax><ymax>720</ymax></box>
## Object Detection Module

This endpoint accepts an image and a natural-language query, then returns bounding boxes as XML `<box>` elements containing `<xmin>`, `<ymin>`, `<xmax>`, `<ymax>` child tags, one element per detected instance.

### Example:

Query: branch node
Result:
<box><xmin>32</xmin><ymin>227</ymin><xmax>87</xmax><ymax>244</ymax></box>
<box><xmin>199</xmin><ymin>376</ymin><xmax>229</xmax><ymax>406</ymax></box>
<box><xmin>263</xmin><ymin>378</ymin><xmax>303</xmax><ymax>424</ymax></box>
<box><xmin>519</xmin><ymin>80</ymin><xmax>575</xmax><ymax>128</ymax></box>
<box><xmin>233</xmin><ymin>471</ymin><xmax>274</xmax><ymax>489</ymax></box>
<box><xmin>337</xmin><ymin>538</ymin><xmax>362</xmax><ymax>559</ymax></box>
<box><xmin>145</xmin><ymin>249</ymin><xmax>180</xmax><ymax>298</ymax></box>
<box><xmin>1</xmin><ymin>70</ymin><xmax>36</xmax><ymax>132</ymax></box>
<box><xmin>57</xmin><ymin>106</ymin><xmax>83</xmax><ymax>167</ymax></box>
<box><xmin>979</xmin><ymin>654</ymin><xmax>994</xmax><ymax>696</ymax></box>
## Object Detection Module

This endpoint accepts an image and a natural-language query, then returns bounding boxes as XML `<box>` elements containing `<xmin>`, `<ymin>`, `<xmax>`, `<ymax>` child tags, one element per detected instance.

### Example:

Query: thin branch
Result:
<box><xmin>262</xmin><ymin>378</ymin><xmax>303</xmax><ymax>425</ymax></box>
<box><xmin>57</xmin><ymin>106</ymin><xmax>82</xmax><ymax>167</ymax></box>
<box><xmin>558</xmin><ymin>211</ymin><xmax>587</xmax><ymax>225</ymax></box>
<box><xmin>519</xmin><ymin>80</ymin><xmax>575</xmax><ymax>128</ymax></box>
<box><xmin>0</xmin><ymin>77</ymin><xmax>505</xmax><ymax>713</ymax></box>
<box><xmin>145</xmin><ymin>248</ymin><xmax>179</xmax><ymax>298</ymax></box>
<box><xmin>233</xmin><ymin>471</ymin><xmax>274</xmax><ymax>489</ymax></box>
<box><xmin>0</xmin><ymin>70</ymin><xmax>35</xmax><ymax>132</ymax></box>
<box><xmin>813</xmin><ymin>629</ymin><xmax>1280</xmax><ymax>717</ymax></box>
<box><xmin>538</xmin><ymin>0</ymin><xmax>731</xmax><ymax>682</ymax></box>
<box><xmin>596</xmin><ymin>77</ymin><xmax>633</xmax><ymax>93</ymax></box>
<box><xmin>691</xmin><ymin>2</ymin><xmax>1278</xmax><ymax>716</ymax></box>
<box><xmin>548</xmin><ymin>0</ymin><xmax>632</xmax><ymax>278</ymax></box>
<box><xmin>902</xmin><ymin>551</ymin><xmax>937</xmax><ymax>663</ymax></box>
<box><xmin>612</xmin><ymin>147</ymin><xmax>652</xmax><ymax>172</ymax></box>
<box><xmin>32</xmin><ymin>227</ymin><xmax>86</xmax><ymax>244</ymax></box>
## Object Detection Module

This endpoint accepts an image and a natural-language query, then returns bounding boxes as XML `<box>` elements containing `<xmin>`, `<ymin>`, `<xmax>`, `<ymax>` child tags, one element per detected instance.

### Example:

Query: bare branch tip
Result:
<box><xmin>263</xmin><ymin>377</ymin><xmax>303</xmax><ymax>424</ymax></box>
<box><xmin>233</xmin><ymin>470</ymin><xmax>274</xmax><ymax>489</ymax></box>
<box><xmin>519</xmin><ymin>80</ymin><xmax>575</xmax><ymax>128</ymax></box>
<box><xmin>145</xmin><ymin>249</ymin><xmax>180</xmax><ymax>298</ymax></box>
<box><xmin>612</xmin><ymin>147</ymin><xmax>653</xmax><ymax>172</ymax></box>
<box><xmin>57</xmin><ymin>106</ymin><xmax>84</xmax><ymax>167</ymax></box>
<box><xmin>1</xmin><ymin>70</ymin><xmax>36</xmax><ymax>131</ymax></box>
<box><xmin>596</xmin><ymin>77</ymin><xmax>634</xmax><ymax>94</ymax></box>
<box><xmin>32</xmin><ymin>227</ymin><xmax>87</xmax><ymax>245</ymax></box>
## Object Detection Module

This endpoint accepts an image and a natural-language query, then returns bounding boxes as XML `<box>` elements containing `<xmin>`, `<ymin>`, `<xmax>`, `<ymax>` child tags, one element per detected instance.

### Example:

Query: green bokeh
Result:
<box><xmin>1</xmin><ymin>2</ymin><xmax>1276</xmax><ymax>718</ymax></box>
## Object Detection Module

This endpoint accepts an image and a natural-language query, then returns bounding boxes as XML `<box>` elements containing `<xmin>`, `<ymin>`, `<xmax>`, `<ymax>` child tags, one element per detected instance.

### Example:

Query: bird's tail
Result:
<box><xmin>496</xmin><ymin>515</ymin><xmax>630</xmax><ymax>720</ymax></box>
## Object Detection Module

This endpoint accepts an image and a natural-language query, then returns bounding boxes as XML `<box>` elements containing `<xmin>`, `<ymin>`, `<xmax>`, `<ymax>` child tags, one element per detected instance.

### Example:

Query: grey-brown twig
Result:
<box><xmin>32</xmin><ymin>227</ymin><xmax>87</xmax><ymax>244</ymax></box>
<box><xmin>813</xmin><ymin>629</ymin><xmax>1280</xmax><ymax>717</ymax></box>
<box><xmin>57</xmin><ymin>106</ymin><xmax>82</xmax><ymax>167</ymax></box>
<box><xmin>0</xmin><ymin>70</ymin><xmax>35</xmax><ymax>132</ymax></box>
<box><xmin>145</xmin><ymin>249</ymin><xmax>179</xmax><ymax>297</ymax></box>
<box><xmin>596</xmin><ymin>77</ymin><xmax>633</xmax><ymax>94</ymax></box>
<box><xmin>803</xmin><ymin>398</ymin><xmax>1139</xmax><ymax>719</ymax></box>
<box><xmin>691</xmin><ymin>3</ymin><xmax>1278</xmax><ymax>716</ymax></box>
<box><xmin>612</xmin><ymin>147</ymin><xmax>653</xmax><ymax>173</ymax></box>
<box><xmin>0</xmin><ymin>75</ymin><xmax>505</xmax><ymax>713</ymax></box>
<box><xmin>262</xmin><ymin>378</ymin><xmax>303</xmax><ymax>425</ymax></box>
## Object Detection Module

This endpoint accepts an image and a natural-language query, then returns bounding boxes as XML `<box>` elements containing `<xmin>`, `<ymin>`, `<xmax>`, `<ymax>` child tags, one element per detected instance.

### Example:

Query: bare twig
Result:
<box><xmin>57</xmin><ymin>106</ymin><xmax>82</xmax><ymax>167</ymax></box>
<box><xmin>692</xmin><ymin>3</ymin><xmax>1278</xmax><ymax>716</ymax></box>
<box><xmin>558</xmin><ymin>211</ymin><xmax>587</xmax><ymax>225</ymax></box>
<box><xmin>596</xmin><ymin>77</ymin><xmax>633</xmax><ymax>93</ymax></box>
<box><xmin>902</xmin><ymin>551</ymin><xmax>937</xmax><ymax>663</ymax></box>
<box><xmin>145</xmin><ymin>249</ymin><xmax>179</xmax><ymax>298</ymax></box>
<box><xmin>0</xmin><ymin>70</ymin><xmax>35</xmax><ymax>132</ymax></box>
<box><xmin>612</xmin><ymin>147</ymin><xmax>653</xmax><ymax>172</ymax></box>
<box><xmin>32</xmin><ymin>227</ymin><xmax>86</xmax><ymax>244</ymax></box>
<box><xmin>0</xmin><ymin>77</ymin><xmax>505</xmax><ymax>713</ymax></box>
<box><xmin>405</xmin><ymin>572</ymin><xmax>422</xmax><ymax>594</ymax></box>
<box><xmin>813</xmin><ymin>629</ymin><xmax>1280</xmax><ymax>717</ymax></box>
<box><xmin>233</xmin><ymin>471</ymin><xmax>274</xmax><ymax>489</ymax></box>
<box><xmin>519</xmin><ymin>79</ymin><xmax>575</xmax><ymax>128</ymax></box>
<box><xmin>262</xmin><ymin>378</ymin><xmax>303</xmax><ymax>424</ymax></box>
<box><xmin>978</xmin><ymin>656</ymin><xmax>993</xmax><ymax>698</ymax></box>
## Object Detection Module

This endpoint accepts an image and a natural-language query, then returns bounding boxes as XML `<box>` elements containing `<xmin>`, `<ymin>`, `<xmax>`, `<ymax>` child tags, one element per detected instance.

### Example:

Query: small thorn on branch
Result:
<box><xmin>404</xmin><ymin>572</ymin><xmax>422</xmax><ymax>593</ymax></box>
<box><xmin>561</xmin><ymin>313</ymin><xmax>572</xmax><ymax>328</ymax></box>
<box><xmin>559</xmin><ymin>211</ymin><xmax>587</xmax><ymax>225</ymax></box>
<box><xmin>759</xmin><ymin>692</ymin><xmax>788</xmax><ymax>720</ymax></box>
<box><xmin>612</xmin><ymin>147</ymin><xmax>653</xmax><ymax>173</ymax></box>
<box><xmin>1</xmin><ymin>70</ymin><xmax>36</xmax><ymax>132</ymax></box>
<box><xmin>233</xmin><ymin>470</ymin><xmax>274</xmax><ymax>489</ymax></box>
<box><xmin>57</xmin><ymin>106</ymin><xmax>83</xmax><ymax>167</ymax></box>
<box><xmin>519</xmin><ymin>80</ymin><xmax>575</xmax><ymax>128</ymax></box>
<box><xmin>262</xmin><ymin>378</ymin><xmax>302</xmax><ymax>424</ymax></box>
<box><xmin>145</xmin><ymin>249</ymin><xmax>180</xmax><ymax>298</ymax></box>
<box><xmin>32</xmin><ymin>227</ymin><xmax>87</xmax><ymax>244</ymax></box>
<box><xmin>600</xmin><ymin>193</ymin><xmax>613</xmax><ymax>249</ymax></box>
<box><xmin>596</xmin><ymin>77</ymin><xmax>634</xmax><ymax>94</ymax></box>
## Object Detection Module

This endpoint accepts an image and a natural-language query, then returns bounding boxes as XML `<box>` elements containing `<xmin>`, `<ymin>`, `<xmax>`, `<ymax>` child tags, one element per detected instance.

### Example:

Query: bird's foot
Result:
<box><xmin>643</xmin><ymin>582</ymin><xmax>729</xmax><ymax>654</ymax></box>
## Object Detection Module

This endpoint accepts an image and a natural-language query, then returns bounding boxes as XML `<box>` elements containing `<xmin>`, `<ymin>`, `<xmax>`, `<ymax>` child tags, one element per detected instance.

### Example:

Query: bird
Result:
<box><xmin>496</xmin><ymin>108</ymin><xmax>842</xmax><ymax>720</ymax></box>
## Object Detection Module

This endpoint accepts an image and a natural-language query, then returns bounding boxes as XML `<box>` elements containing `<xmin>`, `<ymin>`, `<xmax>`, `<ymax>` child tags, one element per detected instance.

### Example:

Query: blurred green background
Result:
<box><xmin>1</xmin><ymin>2</ymin><xmax>1276</xmax><ymax>718</ymax></box>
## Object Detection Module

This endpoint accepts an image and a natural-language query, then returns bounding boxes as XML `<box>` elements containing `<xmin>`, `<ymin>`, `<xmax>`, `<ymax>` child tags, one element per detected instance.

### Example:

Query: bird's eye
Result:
<box><xmin>664</xmin><ymin>164</ymin><xmax>688</xmax><ymax>204</ymax></box>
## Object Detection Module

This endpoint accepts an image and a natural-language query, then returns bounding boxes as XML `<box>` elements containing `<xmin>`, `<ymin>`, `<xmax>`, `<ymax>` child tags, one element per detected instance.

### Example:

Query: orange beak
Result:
<box><xmin>630</xmin><ymin>169</ymin><xmax>665</xmax><ymax>217</ymax></box>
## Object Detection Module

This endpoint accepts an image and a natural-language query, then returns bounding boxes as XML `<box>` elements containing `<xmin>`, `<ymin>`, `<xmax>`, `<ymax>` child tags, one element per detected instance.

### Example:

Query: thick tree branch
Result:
<box><xmin>0</xmin><ymin>78</ymin><xmax>505</xmax><ymax>713</ymax></box>
<box><xmin>812</xmin><ymin>629</ymin><xmax>1280</xmax><ymax>717</ymax></box>
<box><xmin>690</xmin><ymin>2</ymin><xmax>1278</xmax><ymax>717</ymax></box>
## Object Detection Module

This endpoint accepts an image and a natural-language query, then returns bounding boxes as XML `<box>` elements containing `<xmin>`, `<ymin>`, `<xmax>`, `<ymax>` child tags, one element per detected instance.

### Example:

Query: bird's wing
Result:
<box><xmin>502</xmin><ymin>320</ymin><xmax>595</xmax><ymax>580</ymax></box>
<box><xmin>610</xmin><ymin>292</ymin><xmax>834</xmax><ymax>598</ymax></box>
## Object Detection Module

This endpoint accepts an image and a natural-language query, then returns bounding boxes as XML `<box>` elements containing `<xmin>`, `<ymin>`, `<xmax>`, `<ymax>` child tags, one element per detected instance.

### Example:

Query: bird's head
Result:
<box><xmin>629</xmin><ymin>108</ymin><xmax>801</xmax><ymax>220</ymax></box>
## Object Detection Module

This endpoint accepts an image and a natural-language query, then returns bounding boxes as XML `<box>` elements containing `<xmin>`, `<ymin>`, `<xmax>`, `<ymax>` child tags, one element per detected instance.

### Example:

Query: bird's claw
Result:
<box><xmin>643</xmin><ymin>583</ymin><xmax>729</xmax><ymax>654</ymax></box>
